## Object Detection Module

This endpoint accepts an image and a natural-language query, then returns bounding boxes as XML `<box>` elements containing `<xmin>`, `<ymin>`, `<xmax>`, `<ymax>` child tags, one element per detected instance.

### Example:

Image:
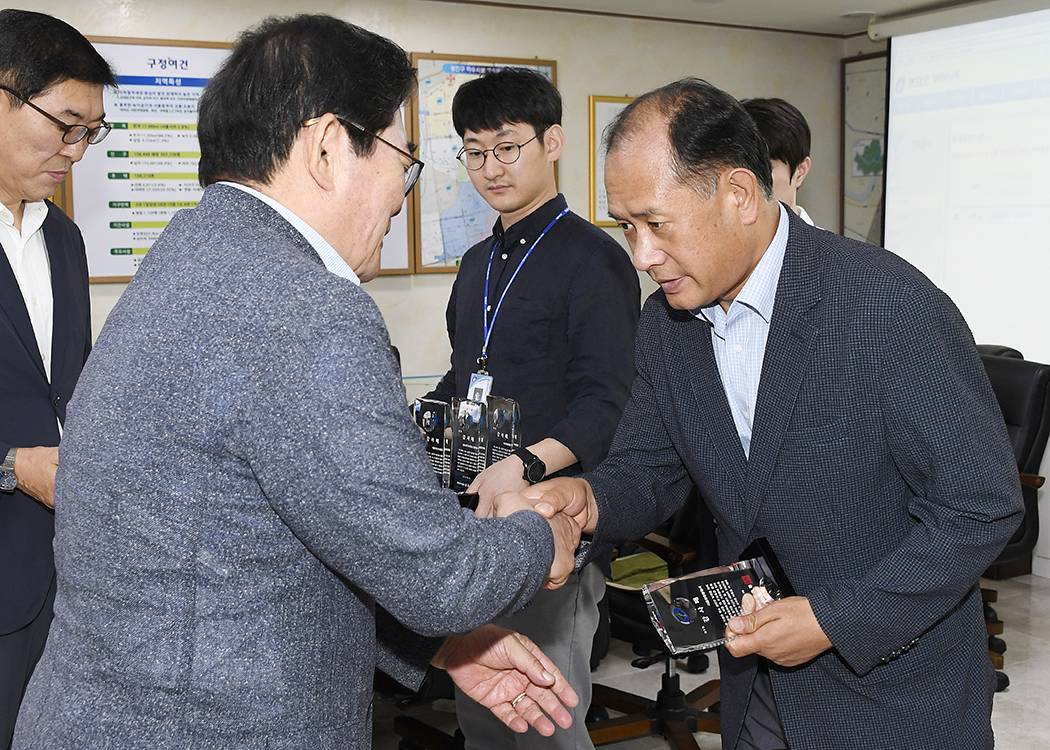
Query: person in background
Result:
<box><xmin>13</xmin><ymin>16</ymin><xmax>582</xmax><ymax>750</ymax></box>
<box><xmin>425</xmin><ymin>68</ymin><xmax>640</xmax><ymax>749</ymax></box>
<box><xmin>523</xmin><ymin>78</ymin><xmax>1022</xmax><ymax>750</ymax></box>
<box><xmin>0</xmin><ymin>11</ymin><xmax>114</xmax><ymax>749</ymax></box>
<box><xmin>742</xmin><ymin>97</ymin><xmax>815</xmax><ymax>226</ymax></box>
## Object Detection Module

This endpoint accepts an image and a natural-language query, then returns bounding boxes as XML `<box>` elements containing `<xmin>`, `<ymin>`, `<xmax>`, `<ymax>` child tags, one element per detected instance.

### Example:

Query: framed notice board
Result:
<box><xmin>407</xmin><ymin>53</ymin><xmax>556</xmax><ymax>273</ymax></box>
<box><xmin>589</xmin><ymin>95</ymin><xmax>633</xmax><ymax>226</ymax></box>
<box><xmin>841</xmin><ymin>52</ymin><xmax>888</xmax><ymax>246</ymax></box>
<box><xmin>68</xmin><ymin>38</ymin><xmax>231</xmax><ymax>282</ymax></box>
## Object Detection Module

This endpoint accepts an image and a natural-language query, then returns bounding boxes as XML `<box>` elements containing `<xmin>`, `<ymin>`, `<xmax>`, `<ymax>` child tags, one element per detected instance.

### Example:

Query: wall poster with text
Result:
<box><xmin>70</xmin><ymin>38</ymin><xmax>231</xmax><ymax>282</ymax></box>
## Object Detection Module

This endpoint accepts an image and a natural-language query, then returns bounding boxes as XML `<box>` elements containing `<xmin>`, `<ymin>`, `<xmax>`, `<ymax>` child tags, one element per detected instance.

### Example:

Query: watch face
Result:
<box><xmin>525</xmin><ymin>459</ymin><xmax>546</xmax><ymax>484</ymax></box>
<box><xmin>0</xmin><ymin>471</ymin><xmax>16</xmax><ymax>492</ymax></box>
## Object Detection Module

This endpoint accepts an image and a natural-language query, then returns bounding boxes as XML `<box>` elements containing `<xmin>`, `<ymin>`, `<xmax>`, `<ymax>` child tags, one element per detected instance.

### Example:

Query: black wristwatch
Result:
<box><xmin>0</xmin><ymin>447</ymin><xmax>17</xmax><ymax>493</ymax></box>
<box><xmin>514</xmin><ymin>447</ymin><xmax>546</xmax><ymax>485</ymax></box>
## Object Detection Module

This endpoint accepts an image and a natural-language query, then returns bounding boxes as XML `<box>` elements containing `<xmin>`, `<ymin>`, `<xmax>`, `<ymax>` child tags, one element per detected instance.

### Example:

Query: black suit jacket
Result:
<box><xmin>586</xmin><ymin>210</ymin><xmax>1022</xmax><ymax>750</ymax></box>
<box><xmin>0</xmin><ymin>200</ymin><xmax>91</xmax><ymax>634</ymax></box>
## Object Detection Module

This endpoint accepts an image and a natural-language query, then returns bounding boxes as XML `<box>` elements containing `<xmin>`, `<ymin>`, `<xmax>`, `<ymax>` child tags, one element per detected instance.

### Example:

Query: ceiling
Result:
<box><xmin>429</xmin><ymin>0</ymin><xmax>988</xmax><ymax>37</ymax></box>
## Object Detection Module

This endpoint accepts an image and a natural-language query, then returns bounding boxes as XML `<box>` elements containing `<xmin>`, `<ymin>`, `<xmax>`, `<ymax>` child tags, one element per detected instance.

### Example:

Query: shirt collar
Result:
<box><xmin>695</xmin><ymin>201</ymin><xmax>789</xmax><ymax>326</ymax></box>
<box><xmin>219</xmin><ymin>181</ymin><xmax>360</xmax><ymax>285</ymax></box>
<box><xmin>0</xmin><ymin>200</ymin><xmax>48</xmax><ymax>236</ymax></box>
<box><xmin>492</xmin><ymin>193</ymin><xmax>568</xmax><ymax>250</ymax></box>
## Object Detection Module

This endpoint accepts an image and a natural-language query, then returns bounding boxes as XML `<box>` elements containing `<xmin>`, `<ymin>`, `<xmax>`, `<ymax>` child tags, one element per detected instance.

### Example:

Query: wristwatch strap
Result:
<box><xmin>514</xmin><ymin>447</ymin><xmax>546</xmax><ymax>485</ymax></box>
<box><xmin>0</xmin><ymin>447</ymin><xmax>17</xmax><ymax>493</ymax></box>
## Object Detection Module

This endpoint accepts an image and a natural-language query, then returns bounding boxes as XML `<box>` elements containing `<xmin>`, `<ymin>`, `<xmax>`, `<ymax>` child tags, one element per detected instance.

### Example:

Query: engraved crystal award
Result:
<box><xmin>451</xmin><ymin>397</ymin><xmax>488</xmax><ymax>492</ymax></box>
<box><xmin>412</xmin><ymin>398</ymin><xmax>452</xmax><ymax>489</ymax></box>
<box><xmin>485</xmin><ymin>396</ymin><xmax>521</xmax><ymax>465</ymax></box>
<box><xmin>642</xmin><ymin>538</ymin><xmax>795</xmax><ymax>655</ymax></box>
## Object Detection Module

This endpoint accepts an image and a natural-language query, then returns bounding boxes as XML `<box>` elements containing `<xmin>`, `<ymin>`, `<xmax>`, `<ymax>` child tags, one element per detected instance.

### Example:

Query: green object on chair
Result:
<box><xmin>608</xmin><ymin>552</ymin><xmax>669</xmax><ymax>591</ymax></box>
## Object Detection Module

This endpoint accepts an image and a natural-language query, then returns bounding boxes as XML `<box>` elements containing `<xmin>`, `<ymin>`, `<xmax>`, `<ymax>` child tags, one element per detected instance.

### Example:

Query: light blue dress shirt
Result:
<box><xmin>694</xmin><ymin>202</ymin><xmax>789</xmax><ymax>458</ymax></box>
<box><xmin>219</xmin><ymin>181</ymin><xmax>361</xmax><ymax>285</ymax></box>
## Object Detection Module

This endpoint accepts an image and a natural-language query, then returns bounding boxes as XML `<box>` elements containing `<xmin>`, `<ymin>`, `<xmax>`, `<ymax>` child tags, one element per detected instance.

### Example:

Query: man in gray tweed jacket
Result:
<box><xmin>13</xmin><ymin>15</ymin><xmax>580</xmax><ymax>750</ymax></box>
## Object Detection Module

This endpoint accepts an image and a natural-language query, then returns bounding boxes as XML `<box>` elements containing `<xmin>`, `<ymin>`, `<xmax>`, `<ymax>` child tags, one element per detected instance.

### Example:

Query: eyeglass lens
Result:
<box><xmin>61</xmin><ymin>123</ymin><xmax>111</xmax><ymax>145</ymax></box>
<box><xmin>404</xmin><ymin>160</ymin><xmax>422</xmax><ymax>196</ymax></box>
<box><xmin>458</xmin><ymin>141</ymin><xmax>529</xmax><ymax>170</ymax></box>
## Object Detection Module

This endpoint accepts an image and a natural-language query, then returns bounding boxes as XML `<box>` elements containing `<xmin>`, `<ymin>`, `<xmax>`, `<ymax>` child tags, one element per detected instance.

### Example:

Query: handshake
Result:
<box><xmin>486</xmin><ymin>478</ymin><xmax>600</xmax><ymax>590</ymax></box>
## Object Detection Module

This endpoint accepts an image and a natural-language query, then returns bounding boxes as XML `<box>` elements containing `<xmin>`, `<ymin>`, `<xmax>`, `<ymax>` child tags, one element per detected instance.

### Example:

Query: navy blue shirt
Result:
<box><xmin>427</xmin><ymin>194</ymin><xmax>640</xmax><ymax>475</ymax></box>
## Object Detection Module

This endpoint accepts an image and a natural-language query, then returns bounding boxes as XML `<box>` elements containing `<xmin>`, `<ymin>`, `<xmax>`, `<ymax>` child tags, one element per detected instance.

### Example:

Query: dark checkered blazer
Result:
<box><xmin>587</xmin><ymin>208</ymin><xmax>1022</xmax><ymax>750</ymax></box>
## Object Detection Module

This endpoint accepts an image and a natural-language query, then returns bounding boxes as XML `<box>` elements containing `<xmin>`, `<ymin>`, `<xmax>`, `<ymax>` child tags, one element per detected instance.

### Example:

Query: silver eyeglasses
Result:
<box><xmin>304</xmin><ymin>115</ymin><xmax>424</xmax><ymax>196</ymax></box>
<box><xmin>0</xmin><ymin>85</ymin><xmax>111</xmax><ymax>145</ymax></box>
<box><xmin>456</xmin><ymin>126</ymin><xmax>549</xmax><ymax>171</ymax></box>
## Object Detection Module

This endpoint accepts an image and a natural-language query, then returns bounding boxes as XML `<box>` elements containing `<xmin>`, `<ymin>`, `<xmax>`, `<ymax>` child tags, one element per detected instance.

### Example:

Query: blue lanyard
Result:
<box><xmin>478</xmin><ymin>206</ymin><xmax>569</xmax><ymax>373</ymax></box>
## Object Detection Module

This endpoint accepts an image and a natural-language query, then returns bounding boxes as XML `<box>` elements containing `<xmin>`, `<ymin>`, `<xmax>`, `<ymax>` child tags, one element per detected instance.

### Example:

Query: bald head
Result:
<box><xmin>604</xmin><ymin>78</ymin><xmax>774</xmax><ymax>202</ymax></box>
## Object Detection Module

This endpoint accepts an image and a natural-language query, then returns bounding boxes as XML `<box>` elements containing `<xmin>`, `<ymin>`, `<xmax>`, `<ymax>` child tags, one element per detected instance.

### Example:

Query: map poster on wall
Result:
<box><xmin>71</xmin><ymin>39</ymin><xmax>230</xmax><ymax>282</ymax></box>
<box><xmin>589</xmin><ymin>96</ymin><xmax>633</xmax><ymax>226</ymax></box>
<box><xmin>841</xmin><ymin>53</ymin><xmax>887</xmax><ymax>246</ymax></box>
<box><xmin>408</xmin><ymin>54</ymin><xmax>556</xmax><ymax>273</ymax></box>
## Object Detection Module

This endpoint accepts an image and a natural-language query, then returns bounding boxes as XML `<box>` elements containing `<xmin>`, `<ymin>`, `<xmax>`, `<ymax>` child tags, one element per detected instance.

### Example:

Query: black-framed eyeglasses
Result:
<box><xmin>304</xmin><ymin>115</ymin><xmax>425</xmax><ymax>196</ymax></box>
<box><xmin>0</xmin><ymin>85</ymin><xmax>111</xmax><ymax>145</ymax></box>
<box><xmin>456</xmin><ymin>126</ymin><xmax>549</xmax><ymax>171</ymax></box>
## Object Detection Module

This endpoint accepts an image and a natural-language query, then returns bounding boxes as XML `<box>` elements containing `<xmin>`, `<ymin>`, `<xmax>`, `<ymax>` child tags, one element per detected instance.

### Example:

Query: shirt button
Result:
<box><xmin>486</xmin><ymin>305</ymin><xmax>492</xmax><ymax>311</ymax></box>
<box><xmin>501</xmin><ymin>253</ymin><xmax>508</xmax><ymax>260</ymax></box>
<box><xmin>519</xmin><ymin>238</ymin><xmax>526</xmax><ymax>244</ymax></box>
<box><xmin>734</xmin><ymin>344</ymin><xmax>742</xmax><ymax>353</ymax></box>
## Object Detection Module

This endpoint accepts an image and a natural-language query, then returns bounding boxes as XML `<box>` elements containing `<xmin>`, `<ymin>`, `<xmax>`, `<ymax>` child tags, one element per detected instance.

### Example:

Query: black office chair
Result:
<box><xmin>979</xmin><ymin>351</ymin><xmax>1050</xmax><ymax>574</ymax></box>
<box><xmin>976</xmin><ymin>347</ymin><xmax>1050</xmax><ymax>692</ymax></box>
<box><xmin>587</xmin><ymin>490</ymin><xmax>722</xmax><ymax>749</ymax></box>
<box><xmin>975</xmin><ymin>344</ymin><xmax>1024</xmax><ymax>359</ymax></box>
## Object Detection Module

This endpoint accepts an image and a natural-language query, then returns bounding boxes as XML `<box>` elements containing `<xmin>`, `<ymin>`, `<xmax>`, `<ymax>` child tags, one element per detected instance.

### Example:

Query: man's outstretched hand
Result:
<box><xmin>432</xmin><ymin>624</ymin><xmax>579</xmax><ymax>736</ymax></box>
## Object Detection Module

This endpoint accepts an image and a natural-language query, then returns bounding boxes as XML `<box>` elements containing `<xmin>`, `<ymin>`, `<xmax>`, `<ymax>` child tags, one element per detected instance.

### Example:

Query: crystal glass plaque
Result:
<box><xmin>451</xmin><ymin>398</ymin><xmax>487</xmax><ymax>492</ymax></box>
<box><xmin>642</xmin><ymin>538</ymin><xmax>794</xmax><ymax>655</ymax></box>
<box><xmin>412</xmin><ymin>398</ymin><xmax>452</xmax><ymax>488</ymax></box>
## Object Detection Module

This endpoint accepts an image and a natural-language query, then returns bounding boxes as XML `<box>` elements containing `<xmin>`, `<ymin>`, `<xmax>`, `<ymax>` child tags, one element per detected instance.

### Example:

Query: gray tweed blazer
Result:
<box><xmin>586</xmin><ymin>208</ymin><xmax>1023</xmax><ymax>750</ymax></box>
<box><xmin>14</xmin><ymin>184</ymin><xmax>554</xmax><ymax>749</ymax></box>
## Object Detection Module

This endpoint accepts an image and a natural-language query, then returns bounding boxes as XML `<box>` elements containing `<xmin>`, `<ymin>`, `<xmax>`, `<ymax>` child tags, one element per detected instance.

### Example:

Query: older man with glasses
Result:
<box><xmin>0</xmin><ymin>11</ymin><xmax>114</xmax><ymax>750</ymax></box>
<box><xmin>13</xmin><ymin>14</ymin><xmax>584</xmax><ymax>750</ymax></box>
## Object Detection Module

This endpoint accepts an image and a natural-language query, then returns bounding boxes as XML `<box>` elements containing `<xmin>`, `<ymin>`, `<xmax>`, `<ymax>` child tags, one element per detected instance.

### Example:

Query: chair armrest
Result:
<box><xmin>1020</xmin><ymin>473</ymin><xmax>1045</xmax><ymax>489</ymax></box>
<box><xmin>635</xmin><ymin>533</ymin><xmax>697</xmax><ymax>567</ymax></box>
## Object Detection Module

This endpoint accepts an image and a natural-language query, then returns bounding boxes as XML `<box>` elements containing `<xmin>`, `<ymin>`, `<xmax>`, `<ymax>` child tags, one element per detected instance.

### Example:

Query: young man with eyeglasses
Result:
<box><xmin>425</xmin><ymin>68</ymin><xmax>640</xmax><ymax>749</ymax></box>
<box><xmin>0</xmin><ymin>11</ymin><xmax>114</xmax><ymax>749</ymax></box>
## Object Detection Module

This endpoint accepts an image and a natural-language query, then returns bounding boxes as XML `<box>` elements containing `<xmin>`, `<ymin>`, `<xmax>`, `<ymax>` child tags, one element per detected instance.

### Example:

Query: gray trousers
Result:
<box><xmin>455</xmin><ymin>565</ymin><xmax>604</xmax><ymax>750</ymax></box>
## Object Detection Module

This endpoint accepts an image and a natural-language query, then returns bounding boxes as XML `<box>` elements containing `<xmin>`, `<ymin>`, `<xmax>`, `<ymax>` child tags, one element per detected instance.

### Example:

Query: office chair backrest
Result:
<box><xmin>979</xmin><ymin>353</ymin><xmax>1050</xmax><ymax>563</ymax></box>
<box><xmin>975</xmin><ymin>344</ymin><xmax>1024</xmax><ymax>359</ymax></box>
